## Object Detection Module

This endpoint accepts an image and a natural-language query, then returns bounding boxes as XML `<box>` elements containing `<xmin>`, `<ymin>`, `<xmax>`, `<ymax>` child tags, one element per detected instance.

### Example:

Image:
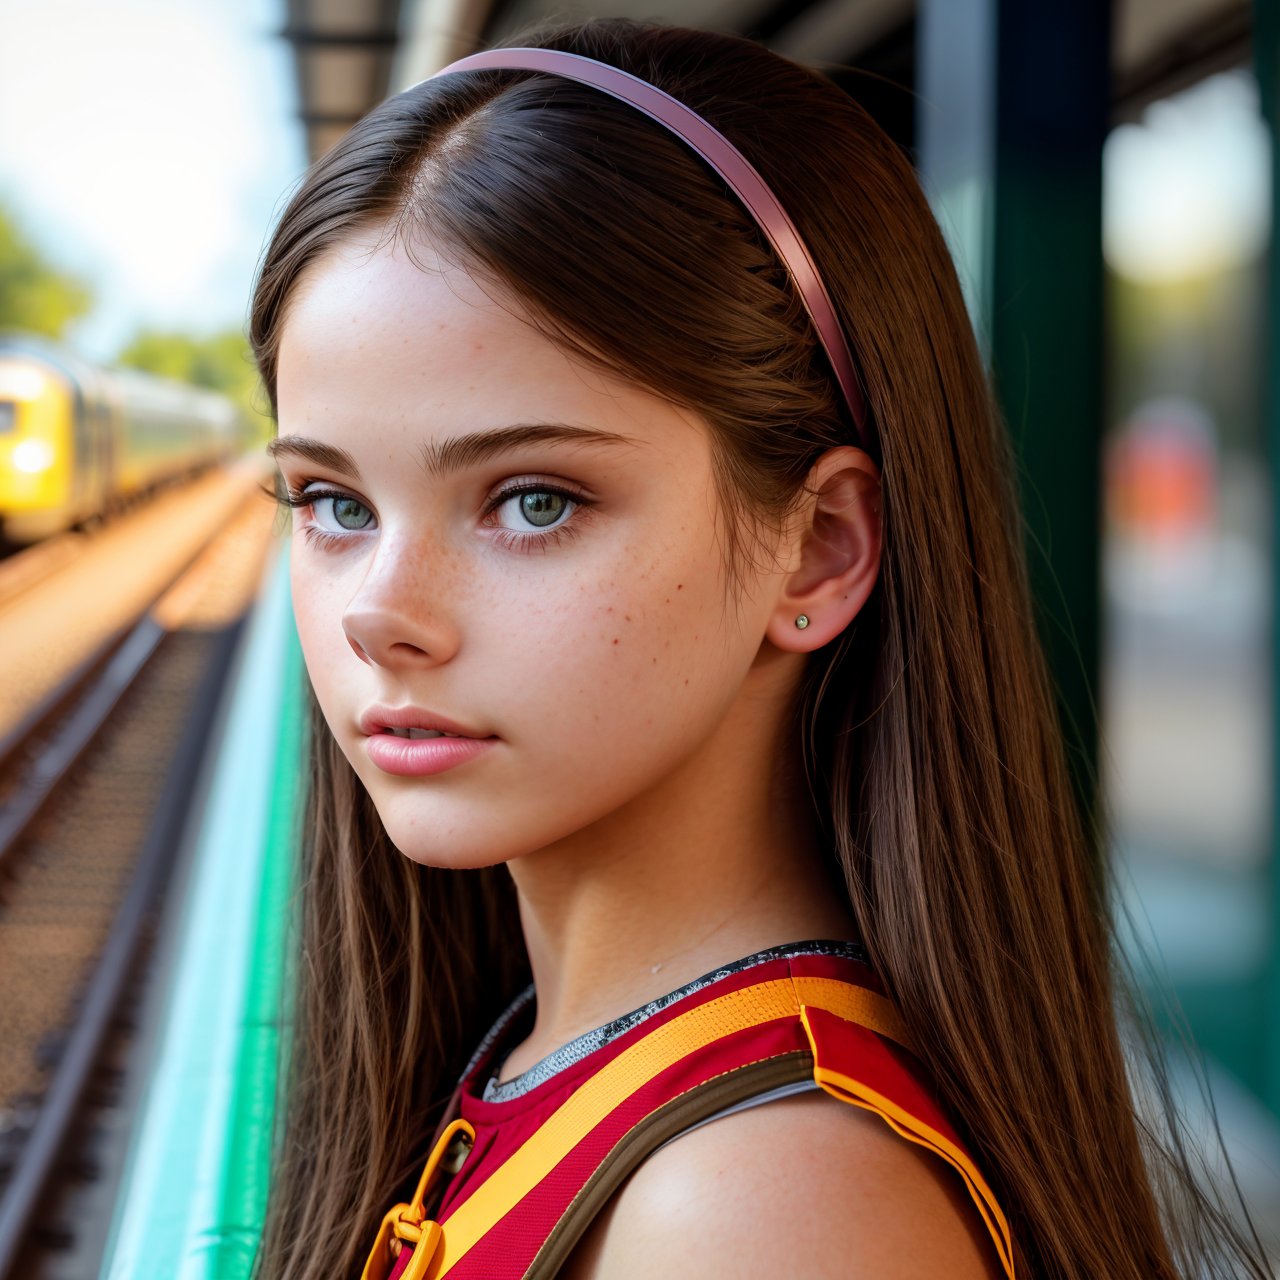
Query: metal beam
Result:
<box><xmin>281</xmin><ymin>29</ymin><xmax>399</xmax><ymax>49</ymax></box>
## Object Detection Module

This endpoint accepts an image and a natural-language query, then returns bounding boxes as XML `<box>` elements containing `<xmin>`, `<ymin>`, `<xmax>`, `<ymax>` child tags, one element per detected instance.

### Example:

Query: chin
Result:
<box><xmin>389</xmin><ymin>832</ymin><xmax>515</xmax><ymax>872</ymax></box>
<box><xmin>368</xmin><ymin>796</ymin><xmax>542</xmax><ymax>872</ymax></box>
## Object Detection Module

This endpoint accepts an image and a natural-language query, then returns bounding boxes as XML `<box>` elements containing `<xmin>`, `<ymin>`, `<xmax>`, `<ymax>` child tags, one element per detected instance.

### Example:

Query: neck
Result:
<box><xmin>501</xmin><ymin>653</ymin><xmax>859</xmax><ymax>1078</ymax></box>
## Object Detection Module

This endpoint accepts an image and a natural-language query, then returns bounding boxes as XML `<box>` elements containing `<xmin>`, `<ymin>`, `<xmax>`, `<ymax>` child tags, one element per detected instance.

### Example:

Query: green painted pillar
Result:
<box><xmin>1254</xmin><ymin>0</ymin><xmax>1280</xmax><ymax>1112</ymax></box>
<box><xmin>918</xmin><ymin>0</ymin><xmax>1111</xmax><ymax>831</ymax></box>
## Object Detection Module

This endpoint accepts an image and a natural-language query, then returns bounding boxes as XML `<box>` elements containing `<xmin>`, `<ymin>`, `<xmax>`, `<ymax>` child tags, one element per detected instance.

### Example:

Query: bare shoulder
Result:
<box><xmin>560</xmin><ymin>1090</ymin><xmax>1004</xmax><ymax>1280</ymax></box>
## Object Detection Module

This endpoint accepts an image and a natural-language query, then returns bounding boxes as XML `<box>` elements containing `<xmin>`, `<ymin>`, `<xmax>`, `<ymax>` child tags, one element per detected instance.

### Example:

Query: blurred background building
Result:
<box><xmin>0</xmin><ymin>0</ymin><xmax>1277</xmax><ymax>1275</ymax></box>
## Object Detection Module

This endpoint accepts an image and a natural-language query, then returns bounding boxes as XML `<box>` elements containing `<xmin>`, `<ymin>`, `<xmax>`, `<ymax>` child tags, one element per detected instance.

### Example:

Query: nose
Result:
<box><xmin>341</xmin><ymin>539</ymin><xmax>460</xmax><ymax>669</ymax></box>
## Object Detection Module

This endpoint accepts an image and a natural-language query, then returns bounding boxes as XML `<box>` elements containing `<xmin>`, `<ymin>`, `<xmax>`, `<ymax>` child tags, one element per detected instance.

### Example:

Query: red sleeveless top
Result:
<box><xmin>362</xmin><ymin>940</ymin><xmax>1015</xmax><ymax>1280</ymax></box>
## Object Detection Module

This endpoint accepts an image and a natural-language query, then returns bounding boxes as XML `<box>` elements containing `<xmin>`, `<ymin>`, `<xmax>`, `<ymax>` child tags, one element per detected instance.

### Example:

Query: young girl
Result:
<box><xmin>248</xmin><ymin>16</ymin><xmax>1268</xmax><ymax>1280</ymax></box>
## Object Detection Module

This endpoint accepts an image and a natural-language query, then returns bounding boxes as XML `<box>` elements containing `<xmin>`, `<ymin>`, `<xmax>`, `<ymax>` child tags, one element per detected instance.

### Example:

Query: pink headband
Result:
<box><xmin>426</xmin><ymin>47</ymin><xmax>869</xmax><ymax>443</ymax></box>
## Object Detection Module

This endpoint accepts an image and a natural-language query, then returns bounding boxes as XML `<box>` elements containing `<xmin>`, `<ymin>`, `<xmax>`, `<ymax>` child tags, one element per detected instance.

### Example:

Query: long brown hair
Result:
<box><xmin>248</xmin><ymin>17</ymin><xmax>1269</xmax><ymax>1278</ymax></box>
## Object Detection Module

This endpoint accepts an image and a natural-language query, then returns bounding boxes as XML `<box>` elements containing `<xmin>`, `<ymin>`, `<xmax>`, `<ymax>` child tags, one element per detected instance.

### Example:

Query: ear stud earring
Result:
<box><xmin>794</xmin><ymin>615</ymin><xmax>810</xmax><ymax>629</ymax></box>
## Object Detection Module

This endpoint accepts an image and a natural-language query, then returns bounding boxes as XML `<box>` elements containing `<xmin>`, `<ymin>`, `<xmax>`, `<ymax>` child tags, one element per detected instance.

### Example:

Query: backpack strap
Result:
<box><xmin>525</xmin><ymin>981</ymin><xmax>1014</xmax><ymax>1280</ymax></box>
<box><xmin>365</xmin><ymin>974</ymin><xmax>1014</xmax><ymax>1280</ymax></box>
<box><xmin>523</xmin><ymin>1048</ymin><xmax>816</xmax><ymax>1277</ymax></box>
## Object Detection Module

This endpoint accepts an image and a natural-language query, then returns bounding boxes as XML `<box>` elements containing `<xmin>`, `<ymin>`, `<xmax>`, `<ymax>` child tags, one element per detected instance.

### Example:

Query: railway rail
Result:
<box><xmin>0</xmin><ymin>485</ymin><xmax>280</xmax><ymax>1279</ymax></box>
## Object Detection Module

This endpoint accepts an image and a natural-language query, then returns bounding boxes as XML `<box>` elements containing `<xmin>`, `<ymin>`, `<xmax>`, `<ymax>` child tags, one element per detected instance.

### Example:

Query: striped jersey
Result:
<box><xmin>362</xmin><ymin>938</ymin><xmax>1014</xmax><ymax>1280</ymax></box>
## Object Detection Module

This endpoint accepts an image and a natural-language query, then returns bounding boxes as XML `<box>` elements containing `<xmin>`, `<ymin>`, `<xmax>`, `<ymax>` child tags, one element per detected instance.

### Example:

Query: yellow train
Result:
<box><xmin>0</xmin><ymin>333</ymin><xmax>246</xmax><ymax>544</ymax></box>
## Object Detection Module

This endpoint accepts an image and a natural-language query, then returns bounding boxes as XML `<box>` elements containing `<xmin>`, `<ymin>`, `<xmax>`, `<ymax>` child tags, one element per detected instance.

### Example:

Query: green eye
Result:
<box><xmin>332</xmin><ymin>496</ymin><xmax>373</xmax><ymax>530</ymax></box>
<box><xmin>520</xmin><ymin>492</ymin><xmax>567</xmax><ymax>527</ymax></box>
<box><xmin>489</xmin><ymin>481</ymin><xmax>588</xmax><ymax>545</ymax></box>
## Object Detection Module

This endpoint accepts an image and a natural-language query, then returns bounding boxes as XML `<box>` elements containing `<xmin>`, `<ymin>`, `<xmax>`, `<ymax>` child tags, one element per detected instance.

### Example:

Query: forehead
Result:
<box><xmin>274</xmin><ymin>227</ymin><xmax>702</xmax><ymax>457</ymax></box>
<box><xmin>277</xmin><ymin>229</ymin><xmax>554</xmax><ymax>413</ymax></box>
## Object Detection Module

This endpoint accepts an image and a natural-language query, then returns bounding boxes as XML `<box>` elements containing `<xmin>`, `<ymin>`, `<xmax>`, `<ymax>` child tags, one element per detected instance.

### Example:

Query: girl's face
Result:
<box><xmin>274</xmin><ymin>228</ymin><xmax>790</xmax><ymax>869</ymax></box>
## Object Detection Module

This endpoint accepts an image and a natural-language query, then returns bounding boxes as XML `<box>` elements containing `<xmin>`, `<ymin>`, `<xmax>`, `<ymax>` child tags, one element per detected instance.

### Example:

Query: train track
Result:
<box><xmin>0</xmin><ymin>531</ymin><xmax>88</xmax><ymax>610</ymax></box>
<box><xmin>0</xmin><ymin>495</ymin><xmax>279</xmax><ymax>1279</ymax></box>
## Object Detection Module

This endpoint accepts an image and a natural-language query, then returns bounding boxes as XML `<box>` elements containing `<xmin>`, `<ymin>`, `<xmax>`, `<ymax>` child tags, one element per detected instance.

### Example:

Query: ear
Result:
<box><xmin>765</xmin><ymin>446</ymin><xmax>882</xmax><ymax>651</ymax></box>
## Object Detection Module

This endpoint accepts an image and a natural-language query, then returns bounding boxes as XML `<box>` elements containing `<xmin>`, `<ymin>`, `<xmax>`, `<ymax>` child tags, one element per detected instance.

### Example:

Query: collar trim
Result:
<box><xmin>465</xmin><ymin>938</ymin><xmax>869</xmax><ymax>1104</ymax></box>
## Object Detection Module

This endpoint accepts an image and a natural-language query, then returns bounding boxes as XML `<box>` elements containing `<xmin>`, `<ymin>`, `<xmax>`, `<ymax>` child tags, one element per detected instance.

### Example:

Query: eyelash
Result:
<box><xmin>275</xmin><ymin>478</ymin><xmax>594</xmax><ymax>554</ymax></box>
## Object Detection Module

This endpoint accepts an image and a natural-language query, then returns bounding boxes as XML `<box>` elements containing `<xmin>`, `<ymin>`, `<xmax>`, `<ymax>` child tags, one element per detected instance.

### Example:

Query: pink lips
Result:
<box><xmin>358</xmin><ymin>704</ymin><xmax>487</xmax><ymax>738</ymax></box>
<box><xmin>358</xmin><ymin>704</ymin><xmax>497</xmax><ymax>776</ymax></box>
<box><xmin>363</xmin><ymin>731</ymin><xmax>496</xmax><ymax>776</ymax></box>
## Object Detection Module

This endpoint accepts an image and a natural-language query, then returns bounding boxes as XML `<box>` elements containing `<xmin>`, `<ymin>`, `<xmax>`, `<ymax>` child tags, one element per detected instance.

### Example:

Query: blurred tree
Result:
<box><xmin>0</xmin><ymin>205</ymin><xmax>93</xmax><ymax>336</ymax></box>
<box><xmin>117</xmin><ymin>327</ymin><xmax>272</xmax><ymax>442</ymax></box>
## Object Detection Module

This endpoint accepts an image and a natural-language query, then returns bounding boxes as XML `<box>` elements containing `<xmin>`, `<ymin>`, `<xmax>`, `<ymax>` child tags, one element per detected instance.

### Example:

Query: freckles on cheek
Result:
<box><xmin>590</xmin><ymin>566</ymin><xmax>700</xmax><ymax>686</ymax></box>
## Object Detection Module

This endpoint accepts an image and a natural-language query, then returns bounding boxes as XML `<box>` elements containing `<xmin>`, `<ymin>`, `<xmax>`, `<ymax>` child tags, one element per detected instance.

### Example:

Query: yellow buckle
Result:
<box><xmin>359</xmin><ymin>1118</ymin><xmax>475</xmax><ymax>1280</ymax></box>
<box><xmin>361</xmin><ymin>1207</ymin><xmax>442</xmax><ymax>1280</ymax></box>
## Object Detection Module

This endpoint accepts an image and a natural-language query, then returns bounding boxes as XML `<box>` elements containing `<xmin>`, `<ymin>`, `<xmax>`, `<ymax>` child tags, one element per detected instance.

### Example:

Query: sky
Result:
<box><xmin>0</xmin><ymin>0</ymin><xmax>305</xmax><ymax>361</ymax></box>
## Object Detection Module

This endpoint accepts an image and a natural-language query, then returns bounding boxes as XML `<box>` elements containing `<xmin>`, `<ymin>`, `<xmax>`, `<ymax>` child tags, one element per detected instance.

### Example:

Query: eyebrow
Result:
<box><xmin>266</xmin><ymin>423</ymin><xmax>639</xmax><ymax>482</ymax></box>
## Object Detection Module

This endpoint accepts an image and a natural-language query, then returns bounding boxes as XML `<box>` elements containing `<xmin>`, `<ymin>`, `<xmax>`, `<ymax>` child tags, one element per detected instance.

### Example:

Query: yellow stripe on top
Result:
<box><xmin>429</xmin><ymin>977</ymin><xmax>908</xmax><ymax>1277</ymax></box>
<box><xmin>791</xmin><ymin>975</ymin><xmax>916</xmax><ymax>1054</ymax></box>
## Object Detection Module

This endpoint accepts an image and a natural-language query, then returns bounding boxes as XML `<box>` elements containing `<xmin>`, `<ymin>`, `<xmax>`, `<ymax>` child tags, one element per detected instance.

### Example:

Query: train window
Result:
<box><xmin>0</xmin><ymin>400</ymin><xmax>15</xmax><ymax>433</ymax></box>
